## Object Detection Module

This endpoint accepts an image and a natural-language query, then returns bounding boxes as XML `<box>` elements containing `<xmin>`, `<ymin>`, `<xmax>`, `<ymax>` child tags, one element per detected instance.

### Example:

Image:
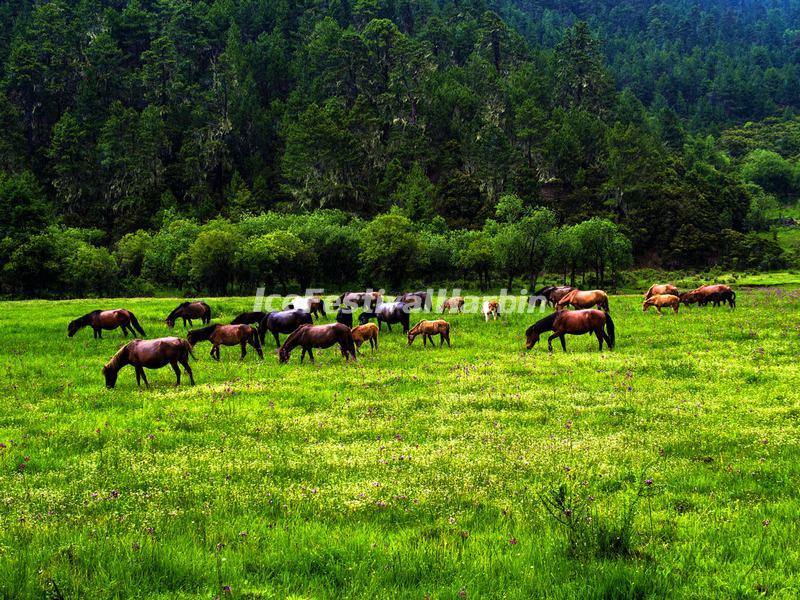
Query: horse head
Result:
<box><xmin>67</xmin><ymin>319</ymin><xmax>81</xmax><ymax>337</ymax></box>
<box><xmin>102</xmin><ymin>364</ymin><xmax>118</xmax><ymax>389</ymax></box>
<box><xmin>525</xmin><ymin>326</ymin><xmax>540</xmax><ymax>350</ymax></box>
<box><xmin>278</xmin><ymin>346</ymin><xmax>291</xmax><ymax>363</ymax></box>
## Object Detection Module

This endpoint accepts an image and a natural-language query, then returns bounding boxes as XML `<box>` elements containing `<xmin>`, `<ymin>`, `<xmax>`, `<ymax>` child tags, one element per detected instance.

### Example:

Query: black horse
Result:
<box><xmin>359</xmin><ymin>302</ymin><xmax>410</xmax><ymax>332</ymax></box>
<box><xmin>231</xmin><ymin>311</ymin><xmax>267</xmax><ymax>325</ymax></box>
<box><xmin>336</xmin><ymin>307</ymin><xmax>353</xmax><ymax>328</ymax></box>
<box><xmin>259</xmin><ymin>309</ymin><xmax>313</xmax><ymax>347</ymax></box>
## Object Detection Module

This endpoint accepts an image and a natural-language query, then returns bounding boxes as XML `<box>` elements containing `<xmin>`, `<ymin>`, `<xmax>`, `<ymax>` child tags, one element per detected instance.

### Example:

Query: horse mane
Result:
<box><xmin>105</xmin><ymin>341</ymin><xmax>132</xmax><ymax>369</ymax></box>
<box><xmin>528</xmin><ymin>311</ymin><xmax>559</xmax><ymax>335</ymax></box>
<box><xmin>187</xmin><ymin>324</ymin><xmax>219</xmax><ymax>342</ymax></box>
<box><xmin>408</xmin><ymin>321</ymin><xmax>425</xmax><ymax>335</ymax></box>
<box><xmin>167</xmin><ymin>302</ymin><xmax>190</xmax><ymax>319</ymax></box>
<box><xmin>280</xmin><ymin>323</ymin><xmax>313</xmax><ymax>349</ymax></box>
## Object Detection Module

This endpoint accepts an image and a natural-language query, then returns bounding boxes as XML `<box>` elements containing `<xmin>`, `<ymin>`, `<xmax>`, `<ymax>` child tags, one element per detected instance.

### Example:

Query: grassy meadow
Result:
<box><xmin>1</xmin><ymin>290</ymin><xmax>799</xmax><ymax>598</ymax></box>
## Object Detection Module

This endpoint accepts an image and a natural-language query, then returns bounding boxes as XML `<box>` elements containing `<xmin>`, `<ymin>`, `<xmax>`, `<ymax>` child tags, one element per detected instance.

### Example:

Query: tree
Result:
<box><xmin>739</xmin><ymin>149</ymin><xmax>799</xmax><ymax>202</ymax></box>
<box><xmin>554</xmin><ymin>22</ymin><xmax>614</xmax><ymax>114</ymax></box>
<box><xmin>359</xmin><ymin>211</ymin><xmax>419</xmax><ymax>288</ymax></box>
<box><xmin>188</xmin><ymin>223</ymin><xmax>243</xmax><ymax>295</ymax></box>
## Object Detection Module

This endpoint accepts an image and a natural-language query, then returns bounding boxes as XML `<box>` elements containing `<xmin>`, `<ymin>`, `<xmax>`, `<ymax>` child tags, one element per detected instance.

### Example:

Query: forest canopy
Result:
<box><xmin>0</xmin><ymin>0</ymin><xmax>799</xmax><ymax>296</ymax></box>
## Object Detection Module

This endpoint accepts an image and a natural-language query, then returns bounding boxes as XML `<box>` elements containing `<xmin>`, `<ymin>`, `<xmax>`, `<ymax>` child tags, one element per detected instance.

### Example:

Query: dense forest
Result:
<box><xmin>1</xmin><ymin>0</ymin><xmax>799</xmax><ymax>297</ymax></box>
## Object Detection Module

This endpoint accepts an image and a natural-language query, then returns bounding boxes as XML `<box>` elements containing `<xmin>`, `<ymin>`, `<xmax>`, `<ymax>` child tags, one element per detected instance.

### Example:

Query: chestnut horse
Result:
<box><xmin>526</xmin><ymin>310</ymin><xmax>614</xmax><ymax>352</ymax></box>
<box><xmin>102</xmin><ymin>337</ymin><xmax>195</xmax><ymax>388</ymax></box>
<box><xmin>556</xmin><ymin>289</ymin><xmax>610</xmax><ymax>312</ymax></box>
<box><xmin>441</xmin><ymin>297</ymin><xmax>465</xmax><ymax>314</ymax></box>
<box><xmin>644</xmin><ymin>283</ymin><xmax>679</xmax><ymax>299</ymax></box>
<box><xmin>278</xmin><ymin>323</ymin><xmax>357</xmax><ymax>364</ymax></box>
<box><xmin>643</xmin><ymin>294</ymin><xmax>680</xmax><ymax>314</ymax></box>
<box><xmin>351</xmin><ymin>323</ymin><xmax>379</xmax><ymax>353</ymax></box>
<box><xmin>187</xmin><ymin>324</ymin><xmax>263</xmax><ymax>360</ymax></box>
<box><xmin>166</xmin><ymin>301</ymin><xmax>212</xmax><ymax>328</ymax></box>
<box><xmin>483</xmin><ymin>300</ymin><xmax>500</xmax><ymax>321</ymax></box>
<box><xmin>407</xmin><ymin>320</ymin><xmax>451</xmax><ymax>347</ymax></box>
<box><xmin>68</xmin><ymin>309</ymin><xmax>146</xmax><ymax>339</ymax></box>
<box><xmin>680</xmin><ymin>285</ymin><xmax>735</xmax><ymax>308</ymax></box>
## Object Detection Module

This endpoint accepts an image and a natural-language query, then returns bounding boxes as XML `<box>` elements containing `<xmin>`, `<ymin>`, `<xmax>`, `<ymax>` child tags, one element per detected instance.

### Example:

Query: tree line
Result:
<box><xmin>0</xmin><ymin>0</ymin><xmax>798</xmax><ymax>298</ymax></box>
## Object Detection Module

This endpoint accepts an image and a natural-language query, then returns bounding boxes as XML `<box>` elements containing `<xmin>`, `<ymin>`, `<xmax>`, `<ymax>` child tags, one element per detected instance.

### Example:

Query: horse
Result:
<box><xmin>231</xmin><ymin>311</ymin><xmax>267</xmax><ymax>325</ymax></box>
<box><xmin>532</xmin><ymin>286</ymin><xmax>574</xmax><ymax>308</ymax></box>
<box><xmin>441</xmin><ymin>297</ymin><xmax>465</xmax><ymax>314</ymax></box>
<box><xmin>286</xmin><ymin>296</ymin><xmax>327</xmax><ymax>319</ymax></box>
<box><xmin>166</xmin><ymin>301</ymin><xmax>211</xmax><ymax>328</ymax></box>
<box><xmin>359</xmin><ymin>302</ymin><xmax>410</xmax><ymax>332</ymax></box>
<box><xmin>407</xmin><ymin>320</ymin><xmax>451</xmax><ymax>347</ymax></box>
<box><xmin>187</xmin><ymin>324</ymin><xmax>263</xmax><ymax>360</ymax></box>
<box><xmin>483</xmin><ymin>300</ymin><xmax>500</xmax><ymax>321</ymax></box>
<box><xmin>395</xmin><ymin>291</ymin><xmax>430</xmax><ymax>311</ymax></box>
<box><xmin>337</xmin><ymin>291</ymin><xmax>382</xmax><ymax>311</ymax></box>
<box><xmin>68</xmin><ymin>309</ymin><xmax>146</xmax><ymax>339</ymax></box>
<box><xmin>696</xmin><ymin>284</ymin><xmax>735</xmax><ymax>308</ymax></box>
<box><xmin>336</xmin><ymin>307</ymin><xmax>353</xmax><ymax>328</ymax></box>
<box><xmin>102</xmin><ymin>337</ymin><xmax>195</xmax><ymax>388</ymax></box>
<box><xmin>643</xmin><ymin>294</ymin><xmax>680</xmax><ymax>314</ymax></box>
<box><xmin>556</xmin><ymin>289</ymin><xmax>610</xmax><ymax>312</ymax></box>
<box><xmin>525</xmin><ymin>310</ymin><xmax>615</xmax><ymax>352</ymax></box>
<box><xmin>278</xmin><ymin>323</ymin><xmax>357</xmax><ymax>364</ymax></box>
<box><xmin>644</xmin><ymin>284</ymin><xmax>679</xmax><ymax>299</ymax></box>
<box><xmin>351</xmin><ymin>323</ymin><xmax>379</xmax><ymax>353</ymax></box>
<box><xmin>259</xmin><ymin>309</ymin><xmax>313</xmax><ymax>347</ymax></box>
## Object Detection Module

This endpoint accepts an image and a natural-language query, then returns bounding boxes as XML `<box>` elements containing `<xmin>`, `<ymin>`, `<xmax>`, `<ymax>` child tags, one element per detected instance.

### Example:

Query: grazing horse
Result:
<box><xmin>286</xmin><ymin>296</ymin><xmax>327</xmax><ymax>319</ymax></box>
<box><xmin>351</xmin><ymin>323</ymin><xmax>379</xmax><ymax>353</ymax></box>
<box><xmin>259</xmin><ymin>309</ymin><xmax>313</xmax><ymax>347</ymax></box>
<box><xmin>359</xmin><ymin>302</ymin><xmax>411</xmax><ymax>332</ymax></box>
<box><xmin>644</xmin><ymin>283</ymin><xmax>679</xmax><ymax>299</ymax></box>
<box><xmin>102</xmin><ymin>337</ymin><xmax>195</xmax><ymax>388</ymax></box>
<box><xmin>681</xmin><ymin>285</ymin><xmax>735</xmax><ymax>308</ymax></box>
<box><xmin>231</xmin><ymin>311</ymin><xmax>267</xmax><ymax>325</ymax></box>
<box><xmin>531</xmin><ymin>286</ymin><xmax>574</xmax><ymax>308</ymax></box>
<box><xmin>483</xmin><ymin>300</ymin><xmax>500</xmax><ymax>321</ymax></box>
<box><xmin>187</xmin><ymin>324</ymin><xmax>263</xmax><ymax>360</ymax></box>
<box><xmin>441</xmin><ymin>297</ymin><xmax>465</xmax><ymax>314</ymax></box>
<box><xmin>337</xmin><ymin>291</ymin><xmax>382</xmax><ymax>311</ymax></box>
<box><xmin>278</xmin><ymin>323</ymin><xmax>357</xmax><ymax>364</ymax></box>
<box><xmin>68</xmin><ymin>309</ymin><xmax>146</xmax><ymax>339</ymax></box>
<box><xmin>336</xmin><ymin>307</ymin><xmax>353</xmax><ymax>328</ymax></box>
<box><xmin>643</xmin><ymin>294</ymin><xmax>680</xmax><ymax>314</ymax></box>
<box><xmin>395</xmin><ymin>291</ymin><xmax>430</xmax><ymax>311</ymax></box>
<box><xmin>526</xmin><ymin>310</ymin><xmax>615</xmax><ymax>352</ymax></box>
<box><xmin>407</xmin><ymin>320</ymin><xmax>451</xmax><ymax>347</ymax></box>
<box><xmin>556</xmin><ymin>289</ymin><xmax>610</xmax><ymax>312</ymax></box>
<box><xmin>166</xmin><ymin>301</ymin><xmax>211</xmax><ymax>328</ymax></box>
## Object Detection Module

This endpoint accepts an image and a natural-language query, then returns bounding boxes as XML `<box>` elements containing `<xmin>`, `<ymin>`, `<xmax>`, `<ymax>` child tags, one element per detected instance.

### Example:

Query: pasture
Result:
<box><xmin>1</xmin><ymin>290</ymin><xmax>799</xmax><ymax>598</ymax></box>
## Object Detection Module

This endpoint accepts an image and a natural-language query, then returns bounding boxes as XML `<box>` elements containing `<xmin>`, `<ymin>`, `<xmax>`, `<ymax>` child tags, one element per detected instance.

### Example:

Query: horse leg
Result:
<box><xmin>560</xmin><ymin>335</ymin><xmax>567</xmax><ymax>352</ymax></box>
<box><xmin>547</xmin><ymin>333</ymin><xmax>558</xmax><ymax>352</ymax></box>
<box><xmin>139</xmin><ymin>368</ymin><xmax>149</xmax><ymax>387</ymax></box>
<box><xmin>307</xmin><ymin>348</ymin><xmax>315</xmax><ymax>364</ymax></box>
<box><xmin>251</xmin><ymin>338</ymin><xmax>264</xmax><ymax>359</ymax></box>
<box><xmin>135</xmin><ymin>367</ymin><xmax>142</xmax><ymax>387</ymax></box>
<box><xmin>171</xmin><ymin>360</ymin><xmax>181</xmax><ymax>386</ymax></box>
<box><xmin>596</xmin><ymin>329</ymin><xmax>604</xmax><ymax>351</ymax></box>
<box><xmin>273</xmin><ymin>331</ymin><xmax>281</xmax><ymax>348</ymax></box>
<box><xmin>300</xmin><ymin>348</ymin><xmax>306</xmax><ymax>364</ymax></box>
<box><xmin>240</xmin><ymin>340</ymin><xmax>247</xmax><ymax>360</ymax></box>
<box><xmin>181</xmin><ymin>360</ymin><xmax>195</xmax><ymax>385</ymax></box>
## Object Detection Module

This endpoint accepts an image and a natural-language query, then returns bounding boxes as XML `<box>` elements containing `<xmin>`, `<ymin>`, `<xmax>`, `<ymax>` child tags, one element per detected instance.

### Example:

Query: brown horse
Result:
<box><xmin>407</xmin><ymin>320</ymin><xmax>451</xmax><ymax>347</ymax></box>
<box><xmin>337</xmin><ymin>291</ymin><xmax>383</xmax><ymax>311</ymax></box>
<box><xmin>556</xmin><ymin>289</ymin><xmax>610</xmax><ymax>312</ymax></box>
<box><xmin>187</xmin><ymin>324</ymin><xmax>263</xmax><ymax>360</ymax></box>
<box><xmin>231</xmin><ymin>311</ymin><xmax>267</xmax><ymax>325</ymax></box>
<box><xmin>643</xmin><ymin>294</ymin><xmax>680</xmax><ymax>314</ymax></box>
<box><xmin>102</xmin><ymin>337</ymin><xmax>195</xmax><ymax>388</ymax></box>
<box><xmin>644</xmin><ymin>283</ymin><xmax>679</xmax><ymax>299</ymax></box>
<box><xmin>351</xmin><ymin>323</ymin><xmax>379</xmax><ymax>353</ymax></box>
<box><xmin>526</xmin><ymin>310</ymin><xmax>614</xmax><ymax>352</ymax></box>
<box><xmin>68</xmin><ymin>309</ymin><xmax>146</xmax><ymax>339</ymax></box>
<box><xmin>166</xmin><ymin>301</ymin><xmax>212</xmax><ymax>328</ymax></box>
<box><xmin>680</xmin><ymin>284</ymin><xmax>735</xmax><ymax>308</ymax></box>
<box><xmin>441</xmin><ymin>297</ymin><xmax>465</xmax><ymax>314</ymax></box>
<box><xmin>278</xmin><ymin>323</ymin><xmax>357</xmax><ymax>364</ymax></box>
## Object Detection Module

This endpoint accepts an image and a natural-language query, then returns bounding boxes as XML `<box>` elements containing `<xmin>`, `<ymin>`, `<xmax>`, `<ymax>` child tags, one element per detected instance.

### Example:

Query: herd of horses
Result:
<box><xmin>67</xmin><ymin>282</ymin><xmax>735</xmax><ymax>388</ymax></box>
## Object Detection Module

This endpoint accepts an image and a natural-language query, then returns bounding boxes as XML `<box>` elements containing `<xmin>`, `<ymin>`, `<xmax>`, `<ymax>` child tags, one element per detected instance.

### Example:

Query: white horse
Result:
<box><xmin>482</xmin><ymin>300</ymin><xmax>499</xmax><ymax>321</ymax></box>
<box><xmin>286</xmin><ymin>296</ymin><xmax>311</xmax><ymax>312</ymax></box>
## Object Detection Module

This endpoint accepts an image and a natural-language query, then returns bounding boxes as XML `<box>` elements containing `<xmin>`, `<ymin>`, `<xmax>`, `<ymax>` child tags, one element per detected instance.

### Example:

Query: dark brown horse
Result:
<box><xmin>395</xmin><ymin>291</ymin><xmax>430</xmax><ymax>311</ymax></box>
<box><xmin>102</xmin><ymin>337</ymin><xmax>195</xmax><ymax>388</ymax></box>
<box><xmin>525</xmin><ymin>309</ymin><xmax>615</xmax><ymax>352</ymax></box>
<box><xmin>166</xmin><ymin>301</ymin><xmax>212</xmax><ymax>328</ymax></box>
<box><xmin>68</xmin><ymin>309</ymin><xmax>146</xmax><ymax>339</ymax></box>
<box><xmin>556</xmin><ymin>289</ymin><xmax>610</xmax><ymax>312</ymax></box>
<box><xmin>187</xmin><ymin>324</ymin><xmax>263</xmax><ymax>360</ymax></box>
<box><xmin>231</xmin><ymin>311</ymin><xmax>267</xmax><ymax>325</ymax></box>
<box><xmin>278</xmin><ymin>323</ymin><xmax>357</xmax><ymax>364</ymax></box>
<box><xmin>532</xmin><ymin>286</ymin><xmax>574</xmax><ymax>308</ymax></box>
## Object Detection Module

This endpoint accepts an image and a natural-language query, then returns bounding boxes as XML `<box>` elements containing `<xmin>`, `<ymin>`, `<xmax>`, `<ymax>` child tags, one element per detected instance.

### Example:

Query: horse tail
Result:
<box><xmin>204</xmin><ymin>303</ymin><xmax>212</xmax><ymax>321</ymax></box>
<box><xmin>604</xmin><ymin>312</ymin><xmax>615</xmax><ymax>350</ymax></box>
<box><xmin>250</xmin><ymin>326</ymin><xmax>262</xmax><ymax>351</ymax></box>
<box><xmin>128</xmin><ymin>311</ymin><xmax>146</xmax><ymax>336</ymax></box>
<box><xmin>318</xmin><ymin>299</ymin><xmax>327</xmax><ymax>317</ymax></box>
<box><xmin>183</xmin><ymin>339</ymin><xmax>197</xmax><ymax>361</ymax></box>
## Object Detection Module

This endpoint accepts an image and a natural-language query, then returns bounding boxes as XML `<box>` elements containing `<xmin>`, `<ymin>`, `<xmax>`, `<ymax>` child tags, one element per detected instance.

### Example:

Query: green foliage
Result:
<box><xmin>740</xmin><ymin>150</ymin><xmax>800</xmax><ymax>203</ymax></box>
<box><xmin>359</xmin><ymin>211</ymin><xmax>419</xmax><ymax>288</ymax></box>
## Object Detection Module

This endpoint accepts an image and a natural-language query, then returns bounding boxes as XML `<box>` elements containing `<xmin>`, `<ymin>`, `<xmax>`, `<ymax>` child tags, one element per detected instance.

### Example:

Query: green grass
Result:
<box><xmin>1</xmin><ymin>292</ymin><xmax>799</xmax><ymax>598</ymax></box>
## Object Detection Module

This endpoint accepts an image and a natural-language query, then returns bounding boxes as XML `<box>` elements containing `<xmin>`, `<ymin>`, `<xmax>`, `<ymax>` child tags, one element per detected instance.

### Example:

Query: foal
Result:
<box><xmin>407</xmin><ymin>320</ymin><xmax>451</xmax><ymax>347</ymax></box>
<box><xmin>643</xmin><ymin>294</ymin><xmax>680</xmax><ymax>314</ymax></box>
<box><xmin>351</xmin><ymin>323</ymin><xmax>379</xmax><ymax>353</ymax></box>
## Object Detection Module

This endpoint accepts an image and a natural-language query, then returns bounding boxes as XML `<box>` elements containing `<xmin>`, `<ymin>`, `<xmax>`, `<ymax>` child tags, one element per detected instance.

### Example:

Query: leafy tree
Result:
<box><xmin>359</xmin><ymin>211</ymin><xmax>419</xmax><ymax>288</ymax></box>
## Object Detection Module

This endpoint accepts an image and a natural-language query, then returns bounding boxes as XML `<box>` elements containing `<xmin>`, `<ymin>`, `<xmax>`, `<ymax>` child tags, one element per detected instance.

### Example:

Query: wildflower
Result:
<box><xmin>449</xmin><ymin>516</ymin><xmax>456</xmax><ymax>525</ymax></box>
<box><xmin>564</xmin><ymin>466</ymin><xmax>571</xmax><ymax>473</ymax></box>
<box><xmin>509</xmin><ymin>537</ymin><xmax>518</xmax><ymax>545</ymax></box>
<box><xmin>564</xmin><ymin>420</ymin><xmax>572</xmax><ymax>430</ymax></box>
<box><xmin>109</xmin><ymin>490</ymin><xmax>120</xmax><ymax>498</ymax></box>
<box><xmin>644</xmin><ymin>479</ymin><xmax>653</xmax><ymax>487</ymax></box>
<box><xmin>132</xmin><ymin>542</ymin><xmax>140</xmax><ymax>552</ymax></box>
<box><xmin>375</xmin><ymin>500</ymin><xmax>386</xmax><ymax>508</ymax></box>
<box><xmin>458</xmin><ymin>590</ymin><xmax>467</xmax><ymax>598</ymax></box>
<box><xmin>18</xmin><ymin>463</ymin><xmax>25</xmax><ymax>472</ymax></box>
<box><xmin>239</xmin><ymin>531</ymin><xmax>248</xmax><ymax>539</ymax></box>
<box><xmin>563</xmin><ymin>509</ymin><xmax>572</xmax><ymax>518</ymax></box>
<box><xmin>762</xmin><ymin>519</ymin><xmax>770</xmax><ymax>527</ymax></box>
<box><xmin>222</xmin><ymin>585</ymin><xmax>232</xmax><ymax>594</ymax></box>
